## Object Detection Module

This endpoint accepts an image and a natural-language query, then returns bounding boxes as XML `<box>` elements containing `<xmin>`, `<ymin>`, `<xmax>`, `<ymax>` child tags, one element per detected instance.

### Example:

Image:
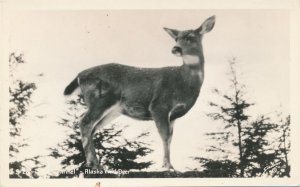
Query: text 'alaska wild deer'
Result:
<box><xmin>64</xmin><ymin>16</ymin><xmax>215</xmax><ymax>171</ymax></box>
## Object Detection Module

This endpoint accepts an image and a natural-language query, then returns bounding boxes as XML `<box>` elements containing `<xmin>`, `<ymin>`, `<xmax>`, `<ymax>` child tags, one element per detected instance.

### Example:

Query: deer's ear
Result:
<box><xmin>196</xmin><ymin>15</ymin><xmax>216</xmax><ymax>34</ymax></box>
<box><xmin>164</xmin><ymin>28</ymin><xmax>179</xmax><ymax>39</ymax></box>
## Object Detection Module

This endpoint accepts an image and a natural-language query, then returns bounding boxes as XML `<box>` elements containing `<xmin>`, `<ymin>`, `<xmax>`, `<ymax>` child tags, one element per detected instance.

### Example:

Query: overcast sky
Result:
<box><xmin>7</xmin><ymin>10</ymin><xmax>290</xmax><ymax>173</ymax></box>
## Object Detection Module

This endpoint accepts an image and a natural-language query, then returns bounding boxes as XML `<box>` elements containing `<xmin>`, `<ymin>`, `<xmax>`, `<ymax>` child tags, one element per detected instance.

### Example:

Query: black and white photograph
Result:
<box><xmin>1</xmin><ymin>0</ymin><xmax>300</xmax><ymax>186</ymax></box>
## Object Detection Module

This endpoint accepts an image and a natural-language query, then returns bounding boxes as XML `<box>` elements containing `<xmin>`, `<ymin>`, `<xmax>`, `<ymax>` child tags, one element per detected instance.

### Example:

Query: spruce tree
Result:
<box><xmin>9</xmin><ymin>53</ymin><xmax>44</xmax><ymax>178</ymax></box>
<box><xmin>204</xmin><ymin>58</ymin><xmax>252</xmax><ymax>177</ymax></box>
<box><xmin>195</xmin><ymin>58</ymin><xmax>291</xmax><ymax>177</ymax></box>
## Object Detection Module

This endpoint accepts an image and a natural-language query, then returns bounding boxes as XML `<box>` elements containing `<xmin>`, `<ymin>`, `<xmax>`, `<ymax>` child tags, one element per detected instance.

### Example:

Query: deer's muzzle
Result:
<box><xmin>172</xmin><ymin>46</ymin><xmax>182</xmax><ymax>56</ymax></box>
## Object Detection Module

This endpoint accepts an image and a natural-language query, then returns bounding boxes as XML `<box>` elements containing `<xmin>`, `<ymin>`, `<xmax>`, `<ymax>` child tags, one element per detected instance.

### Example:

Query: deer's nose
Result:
<box><xmin>172</xmin><ymin>46</ymin><xmax>182</xmax><ymax>56</ymax></box>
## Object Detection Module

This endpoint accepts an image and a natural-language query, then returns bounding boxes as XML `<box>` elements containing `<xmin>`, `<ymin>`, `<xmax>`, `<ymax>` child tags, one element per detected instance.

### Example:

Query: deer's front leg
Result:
<box><xmin>160</xmin><ymin>120</ymin><xmax>174</xmax><ymax>170</ymax></box>
<box><xmin>150</xmin><ymin>106</ymin><xmax>175</xmax><ymax>170</ymax></box>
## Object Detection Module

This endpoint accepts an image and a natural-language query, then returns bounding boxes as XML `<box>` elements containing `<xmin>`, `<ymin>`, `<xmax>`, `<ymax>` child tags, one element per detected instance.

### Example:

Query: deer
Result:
<box><xmin>63</xmin><ymin>15</ymin><xmax>215</xmax><ymax>171</ymax></box>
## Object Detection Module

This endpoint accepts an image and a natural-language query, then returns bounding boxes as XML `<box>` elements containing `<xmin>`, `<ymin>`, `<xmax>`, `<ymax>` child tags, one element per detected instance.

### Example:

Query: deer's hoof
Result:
<box><xmin>162</xmin><ymin>162</ymin><xmax>175</xmax><ymax>171</ymax></box>
<box><xmin>86</xmin><ymin>162</ymin><xmax>103</xmax><ymax>171</ymax></box>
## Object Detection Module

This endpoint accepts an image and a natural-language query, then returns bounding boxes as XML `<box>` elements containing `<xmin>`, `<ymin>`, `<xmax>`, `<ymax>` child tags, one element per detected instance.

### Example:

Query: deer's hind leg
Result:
<box><xmin>79</xmin><ymin>109</ymin><xmax>103</xmax><ymax>170</ymax></box>
<box><xmin>79</xmin><ymin>87</ymin><xmax>119</xmax><ymax>170</ymax></box>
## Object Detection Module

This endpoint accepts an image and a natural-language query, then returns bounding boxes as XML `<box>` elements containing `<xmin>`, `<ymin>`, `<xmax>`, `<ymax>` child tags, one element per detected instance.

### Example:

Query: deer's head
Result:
<box><xmin>164</xmin><ymin>16</ymin><xmax>215</xmax><ymax>66</ymax></box>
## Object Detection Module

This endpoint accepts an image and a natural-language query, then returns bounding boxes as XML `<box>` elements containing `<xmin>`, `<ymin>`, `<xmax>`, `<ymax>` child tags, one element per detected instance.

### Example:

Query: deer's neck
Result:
<box><xmin>181</xmin><ymin>53</ymin><xmax>205</xmax><ymax>82</ymax></box>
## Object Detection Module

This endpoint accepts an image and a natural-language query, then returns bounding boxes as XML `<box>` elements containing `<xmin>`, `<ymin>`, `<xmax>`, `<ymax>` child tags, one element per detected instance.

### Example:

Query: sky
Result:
<box><xmin>6</xmin><ymin>10</ymin><xmax>290</xmax><ymax>174</ymax></box>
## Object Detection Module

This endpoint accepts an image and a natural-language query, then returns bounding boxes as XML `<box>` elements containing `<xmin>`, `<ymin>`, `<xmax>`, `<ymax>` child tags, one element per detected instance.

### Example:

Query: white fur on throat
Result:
<box><xmin>183</xmin><ymin>55</ymin><xmax>200</xmax><ymax>65</ymax></box>
<box><xmin>183</xmin><ymin>54</ymin><xmax>204</xmax><ymax>81</ymax></box>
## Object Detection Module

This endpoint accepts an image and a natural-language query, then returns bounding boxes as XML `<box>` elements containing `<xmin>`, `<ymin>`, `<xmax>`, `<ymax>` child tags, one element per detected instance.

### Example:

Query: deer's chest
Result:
<box><xmin>168</xmin><ymin>76</ymin><xmax>202</xmax><ymax>120</ymax></box>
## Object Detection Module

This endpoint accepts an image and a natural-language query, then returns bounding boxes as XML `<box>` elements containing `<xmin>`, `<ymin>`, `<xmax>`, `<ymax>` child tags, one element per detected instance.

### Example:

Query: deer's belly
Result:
<box><xmin>120</xmin><ymin>85</ymin><xmax>154</xmax><ymax>120</ymax></box>
<box><xmin>120</xmin><ymin>101</ymin><xmax>152</xmax><ymax>120</ymax></box>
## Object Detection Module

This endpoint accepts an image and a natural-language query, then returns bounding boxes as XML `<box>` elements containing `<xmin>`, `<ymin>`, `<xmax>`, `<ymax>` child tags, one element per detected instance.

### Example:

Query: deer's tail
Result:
<box><xmin>64</xmin><ymin>77</ymin><xmax>79</xmax><ymax>95</ymax></box>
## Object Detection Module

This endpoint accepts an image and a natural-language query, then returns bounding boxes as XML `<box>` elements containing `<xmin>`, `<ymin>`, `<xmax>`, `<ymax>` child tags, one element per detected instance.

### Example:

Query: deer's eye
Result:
<box><xmin>185</xmin><ymin>37</ymin><xmax>192</xmax><ymax>43</ymax></box>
